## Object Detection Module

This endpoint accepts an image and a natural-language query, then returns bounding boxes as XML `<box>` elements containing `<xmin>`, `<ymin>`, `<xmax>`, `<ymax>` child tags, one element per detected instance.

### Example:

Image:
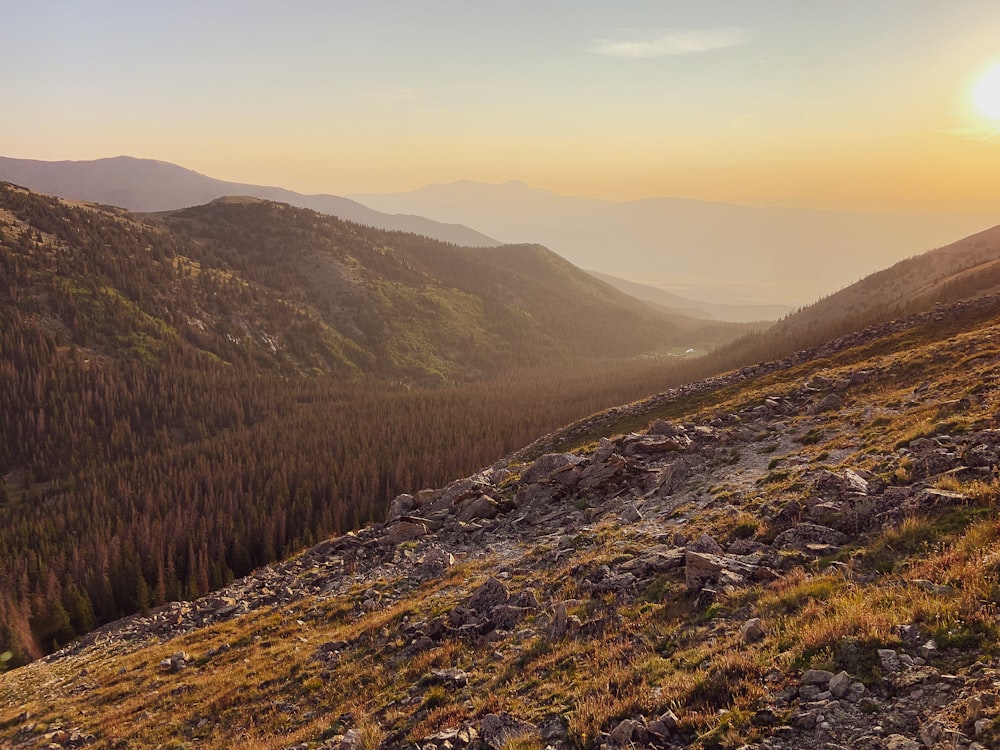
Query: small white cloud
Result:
<box><xmin>593</xmin><ymin>28</ymin><xmax>749</xmax><ymax>58</ymax></box>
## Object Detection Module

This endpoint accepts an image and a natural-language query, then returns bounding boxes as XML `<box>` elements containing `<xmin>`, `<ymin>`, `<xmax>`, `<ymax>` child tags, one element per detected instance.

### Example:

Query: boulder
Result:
<box><xmin>381</xmin><ymin>520</ymin><xmax>427</xmax><ymax>546</ymax></box>
<box><xmin>772</xmin><ymin>523</ymin><xmax>848</xmax><ymax>550</ymax></box>
<box><xmin>648</xmin><ymin>419</ymin><xmax>684</xmax><ymax>437</ymax></box>
<box><xmin>520</xmin><ymin>453</ymin><xmax>585</xmax><ymax>485</ymax></box>
<box><xmin>740</xmin><ymin>618</ymin><xmax>766</xmax><ymax>644</ymax></box>
<box><xmin>577</xmin><ymin>454</ymin><xmax>628</xmax><ymax>491</ymax></box>
<box><xmin>469</xmin><ymin>577</ymin><xmax>509</xmax><ymax>614</ymax></box>
<box><xmin>489</xmin><ymin>605</ymin><xmax>527</xmax><ymax>631</ymax></box>
<box><xmin>687</xmin><ymin>534</ymin><xmax>723</xmax><ymax>555</ymax></box>
<box><xmin>386</xmin><ymin>493</ymin><xmax>416</xmax><ymax>522</ymax></box>
<box><xmin>619</xmin><ymin>503</ymin><xmax>643</xmax><ymax>524</ymax></box>
<box><xmin>800</xmin><ymin>669</ymin><xmax>834</xmax><ymax>686</ymax></box>
<box><xmin>828</xmin><ymin>670</ymin><xmax>852</xmax><ymax>698</ymax></box>
<box><xmin>813</xmin><ymin>393</ymin><xmax>844</xmax><ymax>413</ymax></box>
<box><xmin>456</xmin><ymin>494</ymin><xmax>500</xmax><ymax>522</ymax></box>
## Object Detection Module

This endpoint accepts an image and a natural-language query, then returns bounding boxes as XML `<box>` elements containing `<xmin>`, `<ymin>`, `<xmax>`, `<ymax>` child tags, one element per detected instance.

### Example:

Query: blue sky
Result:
<box><xmin>4</xmin><ymin>1</ymin><xmax>1000</xmax><ymax>210</ymax></box>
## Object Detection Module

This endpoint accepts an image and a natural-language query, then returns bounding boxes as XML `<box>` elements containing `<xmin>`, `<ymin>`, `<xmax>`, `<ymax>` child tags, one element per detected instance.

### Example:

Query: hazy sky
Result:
<box><xmin>5</xmin><ymin>0</ymin><xmax>1000</xmax><ymax>212</ymax></box>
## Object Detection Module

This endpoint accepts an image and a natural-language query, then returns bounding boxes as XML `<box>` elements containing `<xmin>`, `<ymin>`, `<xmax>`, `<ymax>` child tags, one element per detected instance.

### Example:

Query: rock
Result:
<box><xmin>878</xmin><ymin>649</ymin><xmax>902</xmax><ymax>673</ymax></box>
<box><xmin>800</xmin><ymin>669</ymin><xmax>835</xmax><ymax>686</ymax></box>
<box><xmin>382</xmin><ymin>520</ymin><xmax>427</xmax><ymax>546</ymax></box>
<box><xmin>828</xmin><ymin>670</ymin><xmax>852</xmax><ymax>698</ymax></box>
<box><xmin>648</xmin><ymin>419</ymin><xmax>683</xmax><ymax>437</ymax></box>
<box><xmin>489</xmin><ymin>605</ymin><xmax>527</xmax><ymax>631</ymax></box>
<box><xmin>549</xmin><ymin>602</ymin><xmax>568</xmax><ymax>641</ymax></box>
<box><xmin>456</xmin><ymin>494</ymin><xmax>500</xmax><ymax>522</ymax></box>
<box><xmin>480</xmin><ymin>713</ymin><xmax>536</xmax><ymax>749</ymax></box>
<box><xmin>814</xmin><ymin>393</ymin><xmax>844</xmax><ymax>413</ymax></box>
<box><xmin>520</xmin><ymin>453</ymin><xmax>585</xmax><ymax>485</ymax></box>
<box><xmin>609</xmin><ymin>718</ymin><xmax>640</xmax><ymax>745</ymax></box>
<box><xmin>386</xmin><ymin>493</ymin><xmax>416</xmax><ymax>522</ymax></box>
<box><xmin>619</xmin><ymin>503</ymin><xmax>643</xmax><ymax>524</ymax></box>
<box><xmin>428</xmin><ymin>668</ymin><xmax>469</xmax><ymax>687</ymax></box>
<box><xmin>772</xmin><ymin>523</ymin><xmax>849</xmax><ymax>550</ymax></box>
<box><xmin>918</xmin><ymin>720</ymin><xmax>944</xmax><ymax>748</ymax></box>
<box><xmin>688</xmin><ymin>534</ymin><xmax>723</xmax><ymax>555</ymax></box>
<box><xmin>917</xmin><ymin>639</ymin><xmax>938</xmax><ymax>660</ymax></box>
<box><xmin>684</xmin><ymin>550</ymin><xmax>724</xmax><ymax>591</ymax></box>
<box><xmin>740</xmin><ymin>618</ymin><xmax>766</xmax><ymax>644</ymax></box>
<box><xmin>884</xmin><ymin>735</ymin><xmax>921</xmax><ymax>750</ymax></box>
<box><xmin>469</xmin><ymin>577</ymin><xmax>509</xmax><ymax>614</ymax></box>
<box><xmin>684</xmin><ymin>550</ymin><xmax>756</xmax><ymax>592</ymax></box>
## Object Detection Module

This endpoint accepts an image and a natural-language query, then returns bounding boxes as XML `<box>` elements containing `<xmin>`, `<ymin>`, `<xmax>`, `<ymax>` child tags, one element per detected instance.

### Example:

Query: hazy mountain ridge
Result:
<box><xmin>769</xmin><ymin>223</ymin><xmax>1000</xmax><ymax>340</ymax></box>
<box><xmin>353</xmin><ymin>180</ymin><xmax>1000</xmax><ymax>307</ymax></box>
<box><xmin>588</xmin><ymin>271</ymin><xmax>791</xmax><ymax>323</ymax></box>
<box><xmin>6</xmin><ymin>292</ymin><xmax>1000</xmax><ymax>749</ymax></box>
<box><xmin>0</xmin><ymin>155</ymin><xmax>499</xmax><ymax>247</ymax></box>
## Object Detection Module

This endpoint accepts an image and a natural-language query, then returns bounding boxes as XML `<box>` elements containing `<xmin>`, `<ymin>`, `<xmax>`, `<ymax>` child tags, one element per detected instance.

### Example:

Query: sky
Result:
<box><xmin>4</xmin><ymin>0</ymin><xmax>1000</xmax><ymax>213</ymax></box>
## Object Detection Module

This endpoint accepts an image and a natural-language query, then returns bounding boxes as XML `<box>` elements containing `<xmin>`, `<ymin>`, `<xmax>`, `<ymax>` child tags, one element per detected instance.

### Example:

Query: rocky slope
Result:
<box><xmin>3</xmin><ymin>296</ymin><xmax>1000</xmax><ymax>749</ymax></box>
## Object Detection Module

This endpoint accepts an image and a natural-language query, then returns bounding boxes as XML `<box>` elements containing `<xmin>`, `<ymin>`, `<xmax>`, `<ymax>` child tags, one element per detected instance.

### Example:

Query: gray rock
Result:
<box><xmin>772</xmin><ymin>523</ymin><xmax>849</xmax><ymax>550</ymax></box>
<box><xmin>429</xmin><ymin>668</ymin><xmax>469</xmax><ymax>687</ymax></box>
<box><xmin>469</xmin><ymin>577</ymin><xmax>509</xmax><ymax>613</ymax></box>
<box><xmin>386</xmin><ymin>493</ymin><xmax>416</xmax><ymax>522</ymax></box>
<box><xmin>619</xmin><ymin>503</ymin><xmax>643</xmax><ymax>524</ymax></box>
<box><xmin>828</xmin><ymin>670</ymin><xmax>852</xmax><ymax>698</ymax></box>
<box><xmin>814</xmin><ymin>393</ymin><xmax>844</xmax><ymax>413</ymax></box>
<box><xmin>741</xmin><ymin>618</ymin><xmax>766</xmax><ymax>644</ymax></box>
<box><xmin>549</xmin><ymin>602</ymin><xmax>568</xmax><ymax>641</ymax></box>
<box><xmin>609</xmin><ymin>718</ymin><xmax>640</xmax><ymax>745</ymax></box>
<box><xmin>381</xmin><ymin>520</ymin><xmax>427</xmax><ymax>546</ymax></box>
<box><xmin>456</xmin><ymin>494</ymin><xmax>500</xmax><ymax>522</ymax></box>
<box><xmin>521</xmin><ymin>453</ymin><xmax>585</xmax><ymax>485</ymax></box>
<box><xmin>688</xmin><ymin>533</ymin><xmax>723</xmax><ymax>555</ymax></box>
<box><xmin>800</xmin><ymin>669</ymin><xmax>835</xmax><ymax>686</ymax></box>
<box><xmin>917</xmin><ymin>639</ymin><xmax>938</xmax><ymax>660</ymax></box>
<box><xmin>648</xmin><ymin>419</ymin><xmax>683</xmax><ymax>437</ymax></box>
<box><xmin>884</xmin><ymin>735</ymin><xmax>921</xmax><ymax>750</ymax></box>
<box><xmin>878</xmin><ymin>649</ymin><xmax>902</xmax><ymax>673</ymax></box>
<box><xmin>489</xmin><ymin>605</ymin><xmax>527</xmax><ymax>631</ymax></box>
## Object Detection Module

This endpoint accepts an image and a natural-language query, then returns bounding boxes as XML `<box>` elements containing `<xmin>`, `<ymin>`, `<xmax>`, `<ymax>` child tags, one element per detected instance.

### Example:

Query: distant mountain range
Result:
<box><xmin>352</xmin><ymin>180</ymin><xmax>1000</xmax><ymax>307</ymax></box>
<box><xmin>0</xmin><ymin>155</ymin><xmax>498</xmax><ymax>247</ymax></box>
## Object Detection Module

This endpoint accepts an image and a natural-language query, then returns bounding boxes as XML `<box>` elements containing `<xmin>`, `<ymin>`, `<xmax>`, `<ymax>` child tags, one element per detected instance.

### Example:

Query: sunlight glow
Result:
<box><xmin>973</xmin><ymin>62</ymin><xmax>1000</xmax><ymax>122</ymax></box>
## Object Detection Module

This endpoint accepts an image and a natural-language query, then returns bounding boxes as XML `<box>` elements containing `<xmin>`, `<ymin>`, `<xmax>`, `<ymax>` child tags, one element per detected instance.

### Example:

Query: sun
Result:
<box><xmin>973</xmin><ymin>62</ymin><xmax>1000</xmax><ymax>122</ymax></box>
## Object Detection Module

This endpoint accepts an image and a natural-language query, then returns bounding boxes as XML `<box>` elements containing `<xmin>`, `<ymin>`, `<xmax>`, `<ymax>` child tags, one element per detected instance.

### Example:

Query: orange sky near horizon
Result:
<box><xmin>5</xmin><ymin>1</ymin><xmax>1000</xmax><ymax>214</ymax></box>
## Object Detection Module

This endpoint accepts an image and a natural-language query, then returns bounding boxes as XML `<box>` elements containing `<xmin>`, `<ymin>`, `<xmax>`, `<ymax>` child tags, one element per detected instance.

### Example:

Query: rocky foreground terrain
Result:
<box><xmin>3</xmin><ymin>296</ymin><xmax>1000</xmax><ymax>749</ymax></box>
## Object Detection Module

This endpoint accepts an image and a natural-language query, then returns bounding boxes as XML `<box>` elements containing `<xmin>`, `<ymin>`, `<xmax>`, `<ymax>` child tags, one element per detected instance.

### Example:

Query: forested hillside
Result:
<box><xmin>0</xmin><ymin>184</ymin><xmax>754</xmax><ymax>663</ymax></box>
